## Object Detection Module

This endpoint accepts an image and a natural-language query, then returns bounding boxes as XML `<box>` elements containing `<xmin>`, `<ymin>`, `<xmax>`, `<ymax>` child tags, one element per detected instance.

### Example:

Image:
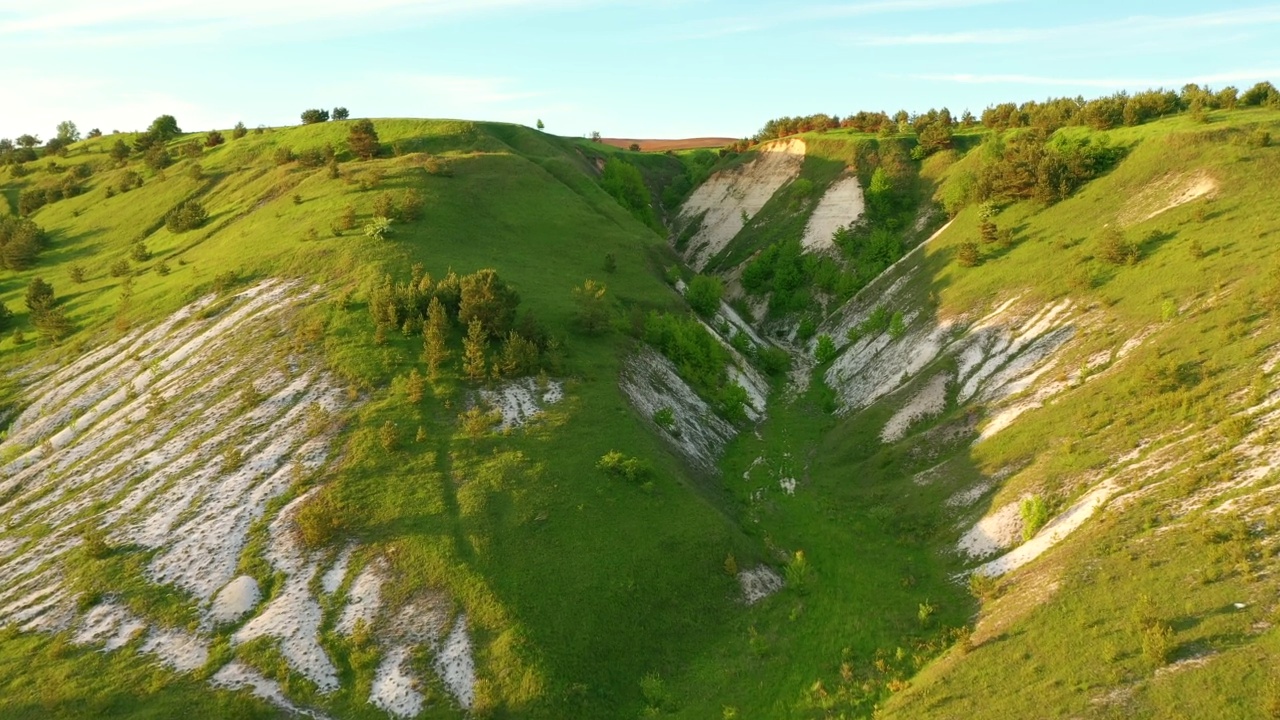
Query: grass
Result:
<box><xmin>3</xmin><ymin>104</ymin><xmax>1280</xmax><ymax>719</ymax></box>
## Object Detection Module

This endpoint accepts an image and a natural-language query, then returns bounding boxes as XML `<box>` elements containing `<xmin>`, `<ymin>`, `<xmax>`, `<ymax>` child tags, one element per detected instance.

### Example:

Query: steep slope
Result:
<box><xmin>0</xmin><ymin>120</ymin><xmax>765</xmax><ymax>718</ymax></box>
<box><xmin>664</xmin><ymin>107</ymin><xmax>1280</xmax><ymax>718</ymax></box>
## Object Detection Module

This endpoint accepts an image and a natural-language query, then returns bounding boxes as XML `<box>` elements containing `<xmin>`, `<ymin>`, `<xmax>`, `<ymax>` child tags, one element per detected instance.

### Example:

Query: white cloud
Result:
<box><xmin>854</xmin><ymin>6</ymin><xmax>1280</xmax><ymax>46</ymax></box>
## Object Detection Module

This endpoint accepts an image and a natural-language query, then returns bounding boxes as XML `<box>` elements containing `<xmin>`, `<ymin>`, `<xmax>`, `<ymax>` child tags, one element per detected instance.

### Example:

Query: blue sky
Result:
<box><xmin>2</xmin><ymin>1</ymin><xmax>1279</xmax><ymax>140</ymax></box>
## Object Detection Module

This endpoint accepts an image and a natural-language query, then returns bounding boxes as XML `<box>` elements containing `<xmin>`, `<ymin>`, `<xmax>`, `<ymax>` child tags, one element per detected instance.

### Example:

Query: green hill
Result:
<box><xmin>1</xmin><ymin>101</ymin><xmax>1279</xmax><ymax>720</ymax></box>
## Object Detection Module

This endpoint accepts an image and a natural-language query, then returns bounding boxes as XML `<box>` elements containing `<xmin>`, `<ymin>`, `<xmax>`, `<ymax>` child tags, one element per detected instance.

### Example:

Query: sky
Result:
<box><xmin>2</xmin><ymin>0</ymin><xmax>1279</xmax><ymax>140</ymax></box>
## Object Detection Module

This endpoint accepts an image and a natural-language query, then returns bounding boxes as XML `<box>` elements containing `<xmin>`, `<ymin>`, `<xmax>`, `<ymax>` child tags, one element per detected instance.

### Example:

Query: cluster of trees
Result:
<box><xmin>166</xmin><ymin>200</ymin><xmax>209</xmax><ymax>233</ymax></box>
<box><xmin>368</xmin><ymin>266</ymin><xmax>560</xmax><ymax>382</ymax></box>
<box><xmin>301</xmin><ymin>107</ymin><xmax>350</xmax><ymax>124</ymax></box>
<box><xmin>974</xmin><ymin>130</ymin><xmax>1125</xmax><ymax>205</ymax></box>
<box><xmin>747</xmin><ymin>81</ymin><xmax>1280</xmax><ymax>149</ymax></box>
<box><xmin>0</xmin><ymin>217</ymin><xmax>49</xmax><ymax>270</ymax></box>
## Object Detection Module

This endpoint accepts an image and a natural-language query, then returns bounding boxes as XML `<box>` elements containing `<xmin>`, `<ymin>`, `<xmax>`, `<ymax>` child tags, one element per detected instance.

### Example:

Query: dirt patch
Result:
<box><xmin>1122</xmin><ymin>171</ymin><xmax>1218</xmax><ymax>225</ymax></box>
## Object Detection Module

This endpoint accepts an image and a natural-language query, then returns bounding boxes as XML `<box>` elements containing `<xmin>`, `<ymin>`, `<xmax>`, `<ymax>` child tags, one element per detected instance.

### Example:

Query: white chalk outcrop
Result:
<box><xmin>678</xmin><ymin>138</ymin><xmax>806</xmax><ymax>270</ymax></box>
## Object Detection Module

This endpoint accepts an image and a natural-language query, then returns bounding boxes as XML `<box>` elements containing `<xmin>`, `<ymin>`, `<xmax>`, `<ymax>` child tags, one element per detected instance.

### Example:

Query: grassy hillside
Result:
<box><xmin>3</xmin><ymin>101</ymin><xmax>1280</xmax><ymax>720</ymax></box>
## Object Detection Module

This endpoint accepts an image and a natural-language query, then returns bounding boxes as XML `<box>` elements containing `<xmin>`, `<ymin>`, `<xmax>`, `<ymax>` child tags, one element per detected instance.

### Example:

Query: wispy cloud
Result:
<box><xmin>913</xmin><ymin>69</ymin><xmax>1280</xmax><ymax>89</ymax></box>
<box><xmin>0</xmin><ymin>0</ymin><xmax>630</xmax><ymax>43</ymax></box>
<box><xmin>853</xmin><ymin>6</ymin><xmax>1280</xmax><ymax>46</ymax></box>
<box><xmin>666</xmin><ymin>0</ymin><xmax>1016</xmax><ymax>41</ymax></box>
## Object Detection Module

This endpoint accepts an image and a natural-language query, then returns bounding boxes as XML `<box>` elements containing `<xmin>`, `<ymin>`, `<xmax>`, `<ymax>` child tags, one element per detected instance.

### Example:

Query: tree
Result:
<box><xmin>301</xmin><ymin>108</ymin><xmax>330</xmax><ymax>124</ymax></box>
<box><xmin>866</xmin><ymin>167</ymin><xmax>893</xmax><ymax>217</ymax></box>
<box><xmin>497</xmin><ymin>331</ymin><xmax>540</xmax><ymax>378</ymax></box>
<box><xmin>0</xmin><ymin>217</ymin><xmax>48</xmax><ymax>270</ymax></box>
<box><xmin>423</xmin><ymin>296</ymin><xmax>451</xmax><ymax>380</ymax></box>
<box><xmin>87</xmin><ymin>128</ymin><xmax>102</xmax><ymax>138</ymax></box>
<box><xmin>0</xmin><ymin>302</ymin><xmax>11</xmax><ymax>334</ymax></box>
<box><xmin>536</xmin><ymin>119</ymin><xmax>545</xmax><ymax>130</ymax></box>
<box><xmin>459</xmin><ymin>269</ymin><xmax>520</xmax><ymax>337</ymax></box>
<box><xmin>572</xmin><ymin>279</ymin><xmax>610</xmax><ymax>334</ymax></box>
<box><xmin>110</xmin><ymin>139</ymin><xmax>131</xmax><ymax>162</ymax></box>
<box><xmin>232</xmin><ymin>121</ymin><xmax>248</xmax><ymax>139</ymax></box>
<box><xmin>462</xmin><ymin>318</ymin><xmax>488</xmax><ymax>381</ymax></box>
<box><xmin>629</xmin><ymin>143</ymin><xmax>641</xmax><ymax>152</ymax></box>
<box><xmin>165</xmin><ymin>200</ymin><xmax>208</xmax><ymax>233</ymax></box>
<box><xmin>590</xmin><ymin>130</ymin><xmax>602</xmax><ymax>142</ymax></box>
<box><xmin>144</xmin><ymin>145</ymin><xmax>172</xmax><ymax>170</ymax></box>
<box><xmin>25</xmin><ymin>277</ymin><xmax>55</xmax><ymax>315</ymax></box>
<box><xmin>16</xmin><ymin>134</ymin><xmax>39</xmax><ymax>149</ymax></box>
<box><xmin>956</xmin><ymin>241</ymin><xmax>980</xmax><ymax>267</ymax></box>
<box><xmin>1097</xmin><ymin>227</ymin><xmax>1139</xmax><ymax>265</ymax></box>
<box><xmin>205</xmin><ymin>130</ymin><xmax>225</xmax><ymax>147</ymax></box>
<box><xmin>44</xmin><ymin>137</ymin><xmax>70</xmax><ymax>157</ymax></box>
<box><xmin>348</xmin><ymin>119</ymin><xmax>380</xmax><ymax>160</ymax></box>
<box><xmin>686</xmin><ymin>274</ymin><xmax>723</xmax><ymax>316</ymax></box>
<box><xmin>147</xmin><ymin>115</ymin><xmax>181</xmax><ymax>141</ymax></box>
<box><xmin>406</xmin><ymin>368</ymin><xmax>425</xmax><ymax>403</ymax></box>
<box><xmin>55</xmin><ymin>121</ymin><xmax>80</xmax><ymax>143</ymax></box>
<box><xmin>332</xmin><ymin>107</ymin><xmax>350</xmax><ymax>120</ymax></box>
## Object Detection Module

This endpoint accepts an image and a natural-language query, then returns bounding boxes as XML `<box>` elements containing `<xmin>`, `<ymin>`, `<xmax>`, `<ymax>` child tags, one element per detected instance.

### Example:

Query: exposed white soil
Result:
<box><xmin>211</xmin><ymin>661</ymin><xmax>329</xmax><ymax>719</ymax></box>
<box><xmin>1122</xmin><ymin>171</ymin><xmax>1218</xmax><ymax>224</ymax></box>
<box><xmin>619</xmin><ymin>347</ymin><xmax>737</xmax><ymax>474</ymax></box>
<box><xmin>73</xmin><ymin>601</ymin><xmax>145</xmax><ymax>649</ymax></box>
<box><xmin>947</xmin><ymin>480</ymin><xmax>994</xmax><ymax>509</ymax></box>
<box><xmin>0</xmin><ymin>281</ymin><xmax>440</xmax><ymax>717</ymax></box>
<box><xmin>435</xmin><ymin>614</ymin><xmax>477</xmax><ymax>710</ymax></box>
<box><xmin>336</xmin><ymin>558</ymin><xmax>387</xmax><ymax>635</ymax></box>
<box><xmin>957</xmin><ymin>500</ymin><xmax>1025</xmax><ymax>559</ymax></box>
<box><xmin>975</xmin><ymin>480</ymin><xmax>1120</xmax><ymax>577</ymax></box>
<box><xmin>478</xmin><ymin>377</ymin><xmax>565</xmax><ymax>430</ymax></box>
<box><xmin>801</xmin><ymin>175</ymin><xmax>864</xmax><ymax>253</ymax></box>
<box><xmin>320</xmin><ymin>544</ymin><xmax>355</xmax><ymax>595</ymax></box>
<box><xmin>142</xmin><ymin>628</ymin><xmax>209</xmax><ymax>672</ymax></box>
<box><xmin>370</xmin><ymin>645</ymin><xmax>424</xmax><ymax>718</ymax></box>
<box><xmin>678</xmin><ymin>138</ymin><xmax>806</xmax><ymax>270</ymax></box>
<box><xmin>881</xmin><ymin>373</ymin><xmax>950</xmax><ymax>443</ymax></box>
<box><xmin>738</xmin><ymin>565</ymin><xmax>784</xmax><ymax>604</ymax></box>
<box><xmin>233</xmin><ymin>489</ymin><xmax>339</xmax><ymax>692</ymax></box>
<box><xmin>209</xmin><ymin>575</ymin><xmax>260</xmax><ymax>625</ymax></box>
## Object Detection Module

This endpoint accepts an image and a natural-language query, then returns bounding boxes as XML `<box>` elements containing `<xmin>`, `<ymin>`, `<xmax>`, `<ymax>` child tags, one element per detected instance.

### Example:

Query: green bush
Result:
<box><xmin>165</xmin><ymin>200</ymin><xmax>208</xmax><ymax>233</ymax></box>
<box><xmin>815</xmin><ymin>334</ymin><xmax>837</xmax><ymax>363</ymax></box>
<box><xmin>686</xmin><ymin>274</ymin><xmax>724</xmax><ymax>316</ymax></box>
<box><xmin>597</xmin><ymin>450</ymin><xmax>652</xmax><ymax>482</ymax></box>
<box><xmin>1020</xmin><ymin>495</ymin><xmax>1049</xmax><ymax>541</ymax></box>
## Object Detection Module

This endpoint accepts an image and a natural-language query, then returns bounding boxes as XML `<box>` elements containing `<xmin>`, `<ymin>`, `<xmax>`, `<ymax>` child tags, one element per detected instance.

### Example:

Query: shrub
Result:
<box><xmin>956</xmin><ymin>241</ymin><xmax>980</xmax><ymax>267</ymax></box>
<box><xmin>653</xmin><ymin>407</ymin><xmax>676</xmax><ymax>431</ymax></box>
<box><xmin>165</xmin><ymin>200</ymin><xmax>208</xmax><ymax>233</ymax></box>
<box><xmin>1020</xmin><ymin>495</ymin><xmax>1049</xmax><ymax>540</ymax></box>
<box><xmin>332</xmin><ymin>107</ymin><xmax>350</xmax><ymax>120</ymax></box>
<box><xmin>110</xmin><ymin>258</ymin><xmax>131</xmax><ymax>277</ymax></box>
<box><xmin>757</xmin><ymin>346</ymin><xmax>791</xmax><ymax>376</ymax></box>
<box><xmin>143</xmin><ymin>145</ymin><xmax>171</xmax><ymax>171</ymax></box>
<box><xmin>69</xmin><ymin>265</ymin><xmax>86</xmax><ymax>283</ymax></box>
<box><xmin>572</xmin><ymin>279</ymin><xmax>610</xmax><ymax>335</ymax></box>
<box><xmin>597</xmin><ymin>450</ymin><xmax>652</xmax><ymax>482</ymax></box>
<box><xmin>814</xmin><ymin>334</ymin><xmax>837</xmax><ymax>363</ymax></box>
<box><xmin>785</xmin><ymin>550</ymin><xmax>811</xmax><ymax>593</ymax></box>
<box><xmin>1141</xmin><ymin>622</ymin><xmax>1175</xmax><ymax>667</ymax></box>
<box><xmin>232</xmin><ymin>122</ymin><xmax>247</xmax><ymax>140</ymax></box>
<box><xmin>129</xmin><ymin>241</ymin><xmax>151</xmax><ymax>262</ymax></box>
<box><xmin>348</xmin><ymin>119</ymin><xmax>380</xmax><ymax>160</ymax></box>
<box><xmin>378</xmin><ymin>420</ymin><xmax>400</xmax><ymax>452</ymax></box>
<box><xmin>363</xmin><ymin>216</ymin><xmax>392</xmax><ymax>240</ymax></box>
<box><xmin>0</xmin><ymin>217</ymin><xmax>48</xmax><ymax>270</ymax></box>
<box><xmin>888</xmin><ymin>311</ymin><xmax>907</xmax><ymax>340</ymax></box>
<box><xmin>1097</xmin><ymin>227</ymin><xmax>1139</xmax><ymax>265</ymax></box>
<box><xmin>273</xmin><ymin>147</ymin><xmax>295</xmax><ymax>166</ymax></box>
<box><xmin>686</xmin><ymin>274</ymin><xmax>724</xmax><ymax>316</ymax></box>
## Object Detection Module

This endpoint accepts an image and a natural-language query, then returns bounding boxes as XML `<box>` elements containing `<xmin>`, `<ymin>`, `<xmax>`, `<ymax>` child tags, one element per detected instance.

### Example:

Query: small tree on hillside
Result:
<box><xmin>109</xmin><ymin>139</ymin><xmax>130</xmax><ymax>163</ymax></box>
<box><xmin>205</xmin><ymin>130</ymin><xmax>225</xmax><ymax>147</ymax></box>
<box><xmin>166</xmin><ymin>200</ymin><xmax>208</xmax><ymax>233</ymax></box>
<box><xmin>686</xmin><ymin>274</ymin><xmax>723</xmax><ymax>316</ymax></box>
<box><xmin>25</xmin><ymin>277</ymin><xmax>55</xmax><ymax>315</ymax></box>
<box><xmin>462</xmin><ymin>318</ymin><xmax>488</xmax><ymax>381</ymax></box>
<box><xmin>423</xmin><ymin>296</ymin><xmax>451</xmax><ymax>380</ymax></box>
<box><xmin>406</xmin><ymin>368</ymin><xmax>425</xmax><ymax>403</ymax></box>
<box><xmin>348</xmin><ymin>119</ymin><xmax>380</xmax><ymax>160</ymax></box>
<box><xmin>16</xmin><ymin>134</ymin><xmax>40</xmax><ymax>149</ymax></box>
<box><xmin>232</xmin><ymin>121</ymin><xmax>248</xmax><ymax>139</ymax></box>
<box><xmin>1097</xmin><ymin>227</ymin><xmax>1139</xmax><ymax>265</ymax></box>
<box><xmin>572</xmin><ymin>279</ymin><xmax>610</xmax><ymax>335</ymax></box>
<box><xmin>590</xmin><ymin>131</ymin><xmax>602</xmax><ymax>142</ymax></box>
<box><xmin>536</xmin><ymin>119</ymin><xmax>545</xmax><ymax>130</ymax></box>
<box><xmin>56</xmin><ymin>121</ymin><xmax>80</xmax><ymax>144</ymax></box>
<box><xmin>332</xmin><ymin>107</ymin><xmax>350</xmax><ymax>120</ymax></box>
<box><xmin>87</xmin><ymin>128</ymin><xmax>102</xmax><ymax>139</ymax></box>
<box><xmin>956</xmin><ymin>241</ymin><xmax>981</xmax><ymax>267</ymax></box>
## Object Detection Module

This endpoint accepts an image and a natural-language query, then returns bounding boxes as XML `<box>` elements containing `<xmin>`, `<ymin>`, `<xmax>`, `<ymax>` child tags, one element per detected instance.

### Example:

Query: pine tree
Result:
<box><xmin>406</xmin><ymin>368</ymin><xmax>425</xmax><ymax>403</ymax></box>
<box><xmin>462</xmin><ymin>318</ymin><xmax>487</xmax><ymax>381</ymax></box>
<box><xmin>423</xmin><ymin>296</ymin><xmax>451</xmax><ymax>380</ymax></box>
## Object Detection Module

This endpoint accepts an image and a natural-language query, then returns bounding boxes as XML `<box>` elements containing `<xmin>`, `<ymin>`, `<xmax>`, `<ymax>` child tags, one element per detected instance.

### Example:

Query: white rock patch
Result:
<box><xmin>619</xmin><ymin>347</ymin><xmax>737</xmax><ymax>474</ymax></box>
<box><xmin>679</xmin><ymin>138</ymin><xmax>806</xmax><ymax>270</ymax></box>
<box><xmin>881</xmin><ymin>373</ymin><xmax>950</xmax><ymax>443</ymax></box>
<box><xmin>975</xmin><ymin>480</ymin><xmax>1120</xmax><ymax>577</ymax></box>
<box><xmin>738</xmin><ymin>566</ymin><xmax>784</xmax><ymax>604</ymax></box>
<box><xmin>479</xmin><ymin>377</ymin><xmax>565</xmax><ymax>430</ymax></box>
<box><xmin>801</xmin><ymin>175</ymin><xmax>864</xmax><ymax>253</ymax></box>
<box><xmin>957</xmin><ymin>500</ymin><xmax>1025</xmax><ymax>560</ymax></box>
<box><xmin>435</xmin><ymin>614</ymin><xmax>477</xmax><ymax>710</ymax></box>
<box><xmin>210</xmin><ymin>576</ymin><xmax>260</xmax><ymax>625</ymax></box>
<box><xmin>337</xmin><ymin>558</ymin><xmax>386</xmax><ymax>635</ymax></box>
